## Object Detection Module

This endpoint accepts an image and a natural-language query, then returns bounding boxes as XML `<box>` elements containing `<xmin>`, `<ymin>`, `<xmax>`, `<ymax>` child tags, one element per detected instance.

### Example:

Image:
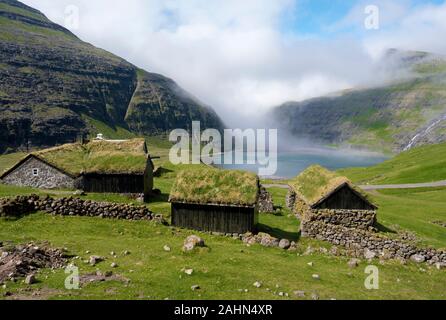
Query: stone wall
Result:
<box><xmin>0</xmin><ymin>195</ymin><xmax>165</xmax><ymax>223</ymax></box>
<box><xmin>303</xmin><ymin>209</ymin><xmax>377</xmax><ymax>231</ymax></box>
<box><xmin>302</xmin><ymin>220</ymin><xmax>446</xmax><ymax>264</ymax></box>
<box><xmin>285</xmin><ymin>189</ymin><xmax>296</xmax><ymax>210</ymax></box>
<box><xmin>0</xmin><ymin>195</ymin><xmax>37</xmax><ymax>217</ymax></box>
<box><xmin>258</xmin><ymin>187</ymin><xmax>274</xmax><ymax>213</ymax></box>
<box><xmin>1</xmin><ymin>157</ymin><xmax>75</xmax><ymax>189</ymax></box>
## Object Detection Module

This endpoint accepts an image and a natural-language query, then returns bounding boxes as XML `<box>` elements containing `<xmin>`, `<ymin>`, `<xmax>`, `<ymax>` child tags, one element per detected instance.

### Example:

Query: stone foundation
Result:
<box><xmin>303</xmin><ymin>209</ymin><xmax>377</xmax><ymax>231</ymax></box>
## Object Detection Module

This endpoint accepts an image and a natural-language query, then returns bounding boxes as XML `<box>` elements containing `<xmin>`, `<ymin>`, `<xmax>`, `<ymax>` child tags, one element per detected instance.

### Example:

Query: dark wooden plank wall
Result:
<box><xmin>79</xmin><ymin>174</ymin><xmax>145</xmax><ymax>194</ymax></box>
<box><xmin>171</xmin><ymin>203</ymin><xmax>258</xmax><ymax>234</ymax></box>
<box><xmin>315</xmin><ymin>185</ymin><xmax>375</xmax><ymax>210</ymax></box>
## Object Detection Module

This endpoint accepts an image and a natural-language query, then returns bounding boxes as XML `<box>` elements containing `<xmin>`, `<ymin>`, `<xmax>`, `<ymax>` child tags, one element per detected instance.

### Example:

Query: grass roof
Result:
<box><xmin>32</xmin><ymin>138</ymin><xmax>148</xmax><ymax>175</ymax></box>
<box><xmin>289</xmin><ymin>165</ymin><xmax>371</xmax><ymax>207</ymax></box>
<box><xmin>169</xmin><ymin>168</ymin><xmax>259</xmax><ymax>207</ymax></box>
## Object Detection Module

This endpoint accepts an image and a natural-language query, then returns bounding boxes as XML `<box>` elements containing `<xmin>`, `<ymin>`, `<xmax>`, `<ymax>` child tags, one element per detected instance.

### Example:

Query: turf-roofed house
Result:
<box><xmin>169</xmin><ymin>169</ymin><xmax>260</xmax><ymax>234</ymax></box>
<box><xmin>0</xmin><ymin>137</ymin><xmax>154</xmax><ymax>200</ymax></box>
<box><xmin>287</xmin><ymin>165</ymin><xmax>378</xmax><ymax>235</ymax></box>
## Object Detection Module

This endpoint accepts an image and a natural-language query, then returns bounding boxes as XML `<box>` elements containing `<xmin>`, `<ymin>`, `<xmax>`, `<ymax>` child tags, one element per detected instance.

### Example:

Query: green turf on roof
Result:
<box><xmin>289</xmin><ymin>165</ymin><xmax>370</xmax><ymax>206</ymax></box>
<box><xmin>32</xmin><ymin>138</ymin><xmax>148</xmax><ymax>175</ymax></box>
<box><xmin>169</xmin><ymin>168</ymin><xmax>259</xmax><ymax>207</ymax></box>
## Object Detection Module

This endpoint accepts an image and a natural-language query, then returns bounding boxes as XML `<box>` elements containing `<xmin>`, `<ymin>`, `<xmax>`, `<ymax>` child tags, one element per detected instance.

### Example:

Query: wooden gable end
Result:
<box><xmin>312</xmin><ymin>184</ymin><xmax>376</xmax><ymax>210</ymax></box>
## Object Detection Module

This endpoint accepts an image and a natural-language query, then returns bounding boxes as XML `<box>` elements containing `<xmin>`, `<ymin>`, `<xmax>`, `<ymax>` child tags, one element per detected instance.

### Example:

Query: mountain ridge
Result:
<box><xmin>0</xmin><ymin>0</ymin><xmax>224</xmax><ymax>154</ymax></box>
<box><xmin>273</xmin><ymin>50</ymin><xmax>446</xmax><ymax>153</ymax></box>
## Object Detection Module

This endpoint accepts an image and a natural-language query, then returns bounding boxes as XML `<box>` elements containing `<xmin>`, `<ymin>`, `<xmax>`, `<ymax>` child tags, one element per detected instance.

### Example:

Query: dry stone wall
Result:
<box><xmin>285</xmin><ymin>189</ymin><xmax>296</xmax><ymax>210</ymax></box>
<box><xmin>303</xmin><ymin>209</ymin><xmax>377</xmax><ymax>231</ymax></box>
<box><xmin>302</xmin><ymin>220</ymin><xmax>446</xmax><ymax>264</ymax></box>
<box><xmin>258</xmin><ymin>187</ymin><xmax>274</xmax><ymax>213</ymax></box>
<box><xmin>0</xmin><ymin>195</ymin><xmax>37</xmax><ymax>217</ymax></box>
<box><xmin>0</xmin><ymin>195</ymin><xmax>165</xmax><ymax>223</ymax></box>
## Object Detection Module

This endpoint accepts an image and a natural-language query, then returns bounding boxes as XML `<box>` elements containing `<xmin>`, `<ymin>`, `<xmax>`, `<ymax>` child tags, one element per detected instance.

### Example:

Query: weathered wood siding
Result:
<box><xmin>171</xmin><ymin>203</ymin><xmax>258</xmax><ymax>234</ymax></box>
<box><xmin>314</xmin><ymin>185</ymin><xmax>375</xmax><ymax>210</ymax></box>
<box><xmin>77</xmin><ymin>174</ymin><xmax>146</xmax><ymax>194</ymax></box>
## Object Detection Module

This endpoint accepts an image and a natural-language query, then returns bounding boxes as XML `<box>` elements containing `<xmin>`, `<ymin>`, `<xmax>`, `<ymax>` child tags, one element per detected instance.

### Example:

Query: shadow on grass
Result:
<box><xmin>147</xmin><ymin>192</ymin><xmax>169</xmax><ymax>203</ymax></box>
<box><xmin>376</xmin><ymin>222</ymin><xmax>397</xmax><ymax>234</ymax></box>
<box><xmin>257</xmin><ymin>223</ymin><xmax>300</xmax><ymax>242</ymax></box>
<box><xmin>0</xmin><ymin>212</ymin><xmax>35</xmax><ymax>221</ymax></box>
<box><xmin>153</xmin><ymin>167</ymin><xmax>174</xmax><ymax>177</ymax></box>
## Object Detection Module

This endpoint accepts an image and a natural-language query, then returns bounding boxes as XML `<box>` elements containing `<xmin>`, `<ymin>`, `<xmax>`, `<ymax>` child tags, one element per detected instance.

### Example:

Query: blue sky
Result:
<box><xmin>282</xmin><ymin>0</ymin><xmax>446</xmax><ymax>36</ymax></box>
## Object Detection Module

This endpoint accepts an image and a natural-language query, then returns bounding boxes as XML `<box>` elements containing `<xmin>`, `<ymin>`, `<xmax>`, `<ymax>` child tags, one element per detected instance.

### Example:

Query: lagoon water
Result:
<box><xmin>217</xmin><ymin>147</ymin><xmax>388</xmax><ymax>179</ymax></box>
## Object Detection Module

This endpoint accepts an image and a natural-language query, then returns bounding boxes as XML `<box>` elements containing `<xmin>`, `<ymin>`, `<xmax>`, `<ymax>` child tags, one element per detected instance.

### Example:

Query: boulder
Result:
<box><xmin>24</xmin><ymin>274</ymin><xmax>36</xmax><ymax>285</ymax></box>
<box><xmin>278</xmin><ymin>239</ymin><xmax>291</xmax><ymax>250</ymax></box>
<box><xmin>73</xmin><ymin>190</ymin><xmax>86</xmax><ymax>196</ymax></box>
<box><xmin>410</xmin><ymin>254</ymin><xmax>426</xmax><ymax>263</ymax></box>
<box><xmin>184</xmin><ymin>269</ymin><xmax>194</xmax><ymax>275</ymax></box>
<box><xmin>294</xmin><ymin>290</ymin><xmax>305</xmax><ymax>298</ymax></box>
<box><xmin>89</xmin><ymin>256</ymin><xmax>104</xmax><ymax>266</ymax></box>
<box><xmin>183</xmin><ymin>235</ymin><xmax>205</xmax><ymax>251</ymax></box>
<box><xmin>348</xmin><ymin>258</ymin><xmax>361</xmax><ymax>268</ymax></box>
<box><xmin>435</xmin><ymin>262</ymin><xmax>446</xmax><ymax>270</ymax></box>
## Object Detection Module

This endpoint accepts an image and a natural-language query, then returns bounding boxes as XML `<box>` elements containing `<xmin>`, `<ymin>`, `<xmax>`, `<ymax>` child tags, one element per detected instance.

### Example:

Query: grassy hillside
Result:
<box><xmin>339</xmin><ymin>142</ymin><xmax>446</xmax><ymax>184</ymax></box>
<box><xmin>369</xmin><ymin>187</ymin><xmax>446</xmax><ymax>249</ymax></box>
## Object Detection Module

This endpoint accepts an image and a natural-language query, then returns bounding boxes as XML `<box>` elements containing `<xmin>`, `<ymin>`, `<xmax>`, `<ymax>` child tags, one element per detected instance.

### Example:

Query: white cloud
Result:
<box><xmin>363</xmin><ymin>2</ymin><xmax>446</xmax><ymax>58</ymax></box>
<box><xmin>19</xmin><ymin>0</ymin><xmax>446</xmax><ymax>128</ymax></box>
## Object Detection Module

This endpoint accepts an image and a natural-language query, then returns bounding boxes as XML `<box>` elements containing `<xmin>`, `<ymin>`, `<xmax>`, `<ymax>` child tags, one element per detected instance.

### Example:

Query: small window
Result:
<box><xmin>32</xmin><ymin>168</ymin><xmax>39</xmax><ymax>176</ymax></box>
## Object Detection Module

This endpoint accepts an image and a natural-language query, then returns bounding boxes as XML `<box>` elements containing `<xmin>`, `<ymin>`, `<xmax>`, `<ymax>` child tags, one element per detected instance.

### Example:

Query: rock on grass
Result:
<box><xmin>348</xmin><ymin>258</ymin><xmax>361</xmax><ymax>268</ymax></box>
<box><xmin>183</xmin><ymin>235</ymin><xmax>205</xmax><ymax>252</ymax></box>
<box><xmin>25</xmin><ymin>274</ymin><xmax>36</xmax><ymax>285</ymax></box>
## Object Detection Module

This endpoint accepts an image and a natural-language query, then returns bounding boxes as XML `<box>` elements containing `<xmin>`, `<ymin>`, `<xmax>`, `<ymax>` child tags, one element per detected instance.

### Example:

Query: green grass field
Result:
<box><xmin>1</xmin><ymin>142</ymin><xmax>446</xmax><ymax>300</ymax></box>
<box><xmin>1</xmin><ymin>182</ymin><xmax>446</xmax><ymax>300</ymax></box>
<box><xmin>1</xmin><ymin>186</ymin><xmax>446</xmax><ymax>300</ymax></box>
<box><xmin>339</xmin><ymin>142</ymin><xmax>446</xmax><ymax>184</ymax></box>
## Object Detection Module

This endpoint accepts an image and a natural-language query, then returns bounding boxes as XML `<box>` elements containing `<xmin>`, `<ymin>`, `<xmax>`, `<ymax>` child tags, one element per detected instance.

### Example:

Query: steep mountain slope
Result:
<box><xmin>0</xmin><ymin>0</ymin><xmax>224</xmax><ymax>153</ymax></box>
<box><xmin>273</xmin><ymin>50</ymin><xmax>446</xmax><ymax>153</ymax></box>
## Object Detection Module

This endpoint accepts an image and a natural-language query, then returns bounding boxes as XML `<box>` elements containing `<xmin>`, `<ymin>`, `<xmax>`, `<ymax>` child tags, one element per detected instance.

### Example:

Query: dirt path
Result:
<box><xmin>263</xmin><ymin>180</ymin><xmax>446</xmax><ymax>190</ymax></box>
<box><xmin>262</xmin><ymin>184</ymin><xmax>291</xmax><ymax>190</ymax></box>
<box><xmin>359</xmin><ymin>180</ymin><xmax>446</xmax><ymax>190</ymax></box>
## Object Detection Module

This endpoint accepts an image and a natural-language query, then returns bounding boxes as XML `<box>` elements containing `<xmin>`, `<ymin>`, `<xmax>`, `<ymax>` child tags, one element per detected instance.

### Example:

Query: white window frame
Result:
<box><xmin>32</xmin><ymin>168</ymin><xmax>39</xmax><ymax>176</ymax></box>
